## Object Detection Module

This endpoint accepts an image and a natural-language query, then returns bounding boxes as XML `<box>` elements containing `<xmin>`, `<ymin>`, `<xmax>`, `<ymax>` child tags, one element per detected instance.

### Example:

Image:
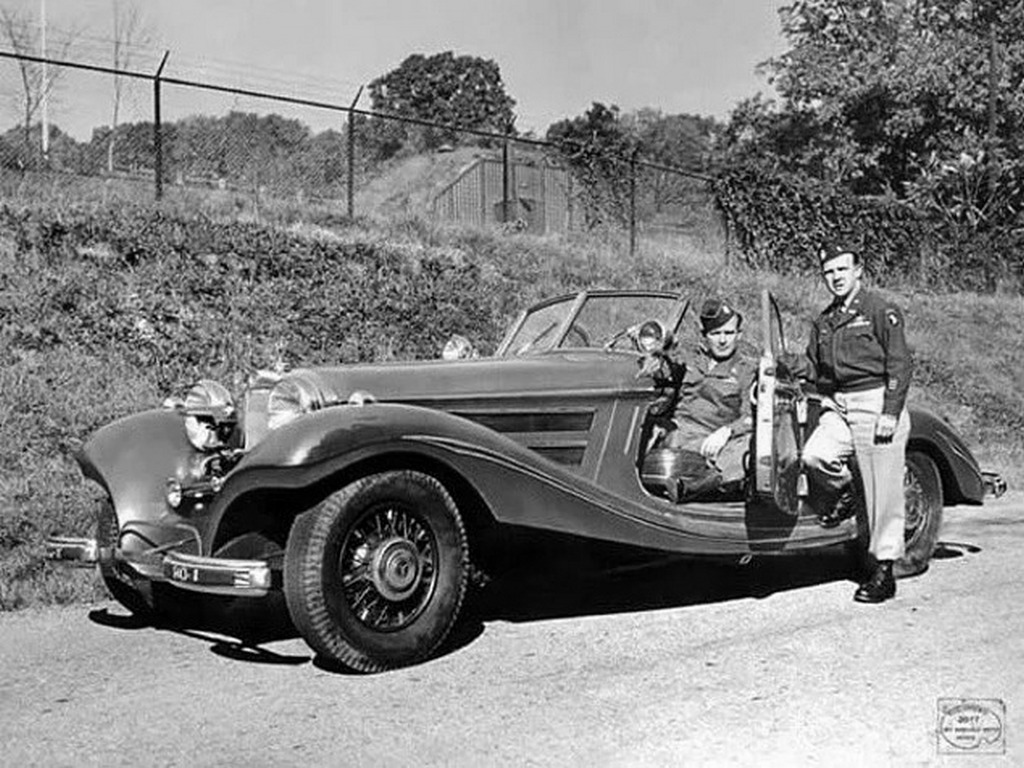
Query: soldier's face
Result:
<box><xmin>703</xmin><ymin>316</ymin><xmax>741</xmax><ymax>361</ymax></box>
<box><xmin>821</xmin><ymin>253</ymin><xmax>862</xmax><ymax>300</ymax></box>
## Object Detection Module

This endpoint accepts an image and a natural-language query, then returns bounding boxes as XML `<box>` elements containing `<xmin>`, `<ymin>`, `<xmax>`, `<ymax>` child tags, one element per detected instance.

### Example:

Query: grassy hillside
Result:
<box><xmin>1</xmin><ymin>201</ymin><xmax>1020</xmax><ymax>611</ymax></box>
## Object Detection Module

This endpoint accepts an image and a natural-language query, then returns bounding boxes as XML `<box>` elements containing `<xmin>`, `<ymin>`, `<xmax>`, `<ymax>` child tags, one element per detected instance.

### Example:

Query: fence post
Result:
<box><xmin>567</xmin><ymin>172</ymin><xmax>574</xmax><ymax>231</ymax></box>
<box><xmin>501</xmin><ymin>124</ymin><xmax>511</xmax><ymax>223</ymax></box>
<box><xmin>347</xmin><ymin>86</ymin><xmax>363</xmax><ymax>219</ymax></box>
<box><xmin>629</xmin><ymin>146</ymin><xmax>638</xmax><ymax>258</ymax></box>
<box><xmin>153</xmin><ymin>51</ymin><xmax>169</xmax><ymax>201</ymax></box>
<box><xmin>479</xmin><ymin>159</ymin><xmax>487</xmax><ymax>225</ymax></box>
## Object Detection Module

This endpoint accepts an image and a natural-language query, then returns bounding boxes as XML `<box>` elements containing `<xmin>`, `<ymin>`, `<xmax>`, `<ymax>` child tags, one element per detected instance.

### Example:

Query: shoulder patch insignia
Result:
<box><xmin>886</xmin><ymin>310</ymin><xmax>900</xmax><ymax>326</ymax></box>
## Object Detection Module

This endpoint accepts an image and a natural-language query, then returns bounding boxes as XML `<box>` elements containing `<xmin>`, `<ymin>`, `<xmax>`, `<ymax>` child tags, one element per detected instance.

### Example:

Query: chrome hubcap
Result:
<box><xmin>371</xmin><ymin>537</ymin><xmax>422</xmax><ymax>601</ymax></box>
<box><xmin>340</xmin><ymin>504</ymin><xmax>437</xmax><ymax>631</ymax></box>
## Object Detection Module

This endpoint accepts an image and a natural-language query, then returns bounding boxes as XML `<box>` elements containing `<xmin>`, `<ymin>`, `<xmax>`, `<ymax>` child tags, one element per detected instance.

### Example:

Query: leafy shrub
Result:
<box><xmin>713</xmin><ymin>162</ymin><xmax>1024</xmax><ymax>293</ymax></box>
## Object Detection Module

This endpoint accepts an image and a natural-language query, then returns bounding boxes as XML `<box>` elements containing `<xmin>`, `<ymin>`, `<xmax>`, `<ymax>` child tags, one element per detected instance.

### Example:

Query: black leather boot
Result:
<box><xmin>817</xmin><ymin>487</ymin><xmax>858</xmax><ymax>528</ymax></box>
<box><xmin>854</xmin><ymin>560</ymin><xmax>896</xmax><ymax>603</ymax></box>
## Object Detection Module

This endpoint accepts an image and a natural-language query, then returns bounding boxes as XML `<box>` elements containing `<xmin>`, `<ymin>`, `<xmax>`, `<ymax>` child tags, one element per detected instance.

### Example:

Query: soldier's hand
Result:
<box><xmin>700</xmin><ymin>426</ymin><xmax>731</xmax><ymax>460</ymax></box>
<box><xmin>636</xmin><ymin>353</ymin><xmax>660</xmax><ymax>380</ymax></box>
<box><xmin>874</xmin><ymin>413</ymin><xmax>898</xmax><ymax>443</ymax></box>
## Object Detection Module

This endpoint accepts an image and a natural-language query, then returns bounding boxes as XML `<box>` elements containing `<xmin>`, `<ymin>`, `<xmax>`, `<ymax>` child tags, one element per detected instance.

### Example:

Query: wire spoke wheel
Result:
<box><xmin>340</xmin><ymin>504</ymin><xmax>438</xmax><ymax>631</ymax></box>
<box><xmin>894</xmin><ymin>451</ymin><xmax>943</xmax><ymax>579</ymax></box>
<box><xmin>903</xmin><ymin>463</ymin><xmax>926</xmax><ymax>546</ymax></box>
<box><xmin>285</xmin><ymin>470</ymin><xmax>468</xmax><ymax>673</ymax></box>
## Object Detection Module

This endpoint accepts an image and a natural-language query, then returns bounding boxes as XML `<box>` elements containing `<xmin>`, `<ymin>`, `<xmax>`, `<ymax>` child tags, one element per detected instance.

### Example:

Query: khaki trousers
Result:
<box><xmin>802</xmin><ymin>388</ymin><xmax>910</xmax><ymax>561</ymax></box>
<box><xmin>664</xmin><ymin>428</ymin><xmax>748</xmax><ymax>486</ymax></box>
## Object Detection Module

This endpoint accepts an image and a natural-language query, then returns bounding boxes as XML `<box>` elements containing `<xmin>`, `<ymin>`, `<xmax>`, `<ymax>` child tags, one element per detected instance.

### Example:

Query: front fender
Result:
<box><xmin>77</xmin><ymin>409</ymin><xmax>197</xmax><ymax>519</ymax></box>
<box><xmin>75</xmin><ymin>409</ymin><xmax>203</xmax><ymax>557</ymax></box>
<box><xmin>208</xmin><ymin>403</ymin><xmax>753</xmax><ymax>556</ymax></box>
<box><xmin>214</xmin><ymin>402</ymin><xmax>547</xmax><ymax>501</ymax></box>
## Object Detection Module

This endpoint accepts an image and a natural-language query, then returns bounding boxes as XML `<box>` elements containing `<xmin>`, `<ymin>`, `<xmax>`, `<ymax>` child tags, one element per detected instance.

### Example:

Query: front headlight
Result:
<box><xmin>441</xmin><ymin>334</ymin><xmax>478</xmax><ymax>360</ymax></box>
<box><xmin>267</xmin><ymin>377</ymin><xmax>322</xmax><ymax>430</ymax></box>
<box><xmin>182</xmin><ymin>380</ymin><xmax>237</xmax><ymax>452</ymax></box>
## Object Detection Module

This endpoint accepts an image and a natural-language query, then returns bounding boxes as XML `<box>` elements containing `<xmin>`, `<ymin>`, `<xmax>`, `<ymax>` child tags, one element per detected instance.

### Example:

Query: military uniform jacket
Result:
<box><xmin>806</xmin><ymin>287</ymin><xmax>911</xmax><ymax>416</ymax></box>
<box><xmin>659</xmin><ymin>345</ymin><xmax>756</xmax><ymax>444</ymax></box>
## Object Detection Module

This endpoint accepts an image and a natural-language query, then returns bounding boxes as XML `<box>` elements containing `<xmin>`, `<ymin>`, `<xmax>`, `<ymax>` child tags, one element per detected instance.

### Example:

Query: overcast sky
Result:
<box><xmin>1</xmin><ymin>0</ymin><xmax>787</xmax><ymax>140</ymax></box>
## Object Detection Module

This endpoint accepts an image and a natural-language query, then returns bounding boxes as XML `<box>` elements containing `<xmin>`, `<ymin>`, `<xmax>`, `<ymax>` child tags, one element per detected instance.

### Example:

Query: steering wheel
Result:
<box><xmin>564</xmin><ymin>323</ymin><xmax>591</xmax><ymax>348</ymax></box>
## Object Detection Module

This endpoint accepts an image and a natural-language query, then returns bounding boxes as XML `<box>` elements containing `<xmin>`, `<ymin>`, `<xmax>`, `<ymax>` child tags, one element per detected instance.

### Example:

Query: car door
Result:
<box><xmin>751</xmin><ymin>289</ymin><xmax>806</xmax><ymax>517</ymax></box>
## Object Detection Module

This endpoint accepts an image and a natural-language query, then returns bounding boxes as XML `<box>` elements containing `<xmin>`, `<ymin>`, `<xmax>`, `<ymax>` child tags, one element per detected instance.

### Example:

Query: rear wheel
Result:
<box><xmin>844</xmin><ymin>451</ymin><xmax>944</xmax><ymax>580</ymax></box>
<box><xmin>284</xmin><ymin>470</ymin><xmax>468</xmax><ymax>673</ymax></box>
<box><xmin>895</xmin><ymin>451</ymin><xmax>943</xmax><ymax>578</ymax></box>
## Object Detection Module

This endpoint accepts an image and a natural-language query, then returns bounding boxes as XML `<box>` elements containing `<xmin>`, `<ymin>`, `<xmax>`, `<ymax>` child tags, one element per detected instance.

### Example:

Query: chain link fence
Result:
<box><xmin>0</xmin><ymin>49</ymin><xmax>720</xmax><ymax>252</ymax></box>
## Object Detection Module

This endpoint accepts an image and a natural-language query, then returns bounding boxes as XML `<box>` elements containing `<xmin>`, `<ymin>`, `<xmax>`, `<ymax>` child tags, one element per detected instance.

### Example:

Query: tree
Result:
<box><xmin>715</xmin><ymin>0</ymin><xmax>1024</xmax><ymax>289</ymax></box>
<box><xmin>366</xmin><ymin>51</ymin><xmax>516</xmax><ymax>158</ymax></box>
<box><xmin>625</xmin><ymin>108</ymin><xmax>719</xmax><ymax>213</ymax></box>
<box><xmin>546</xmin><ymin>102</ymin><xmax>639</xmax><ymax>227</ymax></box>
<box><xmin>0</xmin><ymin>7</ymin><xmax>79</xmax><ymax>165</ymax></box>
<box><xmin>735</xmin><ymin>0</ymin><xmax>1024</xmax><ymax>195</ymax></box>
<box><xmin>107</xmin><ymin>0</ymin><xmax>151</xmax><ymax>173</ymax></box>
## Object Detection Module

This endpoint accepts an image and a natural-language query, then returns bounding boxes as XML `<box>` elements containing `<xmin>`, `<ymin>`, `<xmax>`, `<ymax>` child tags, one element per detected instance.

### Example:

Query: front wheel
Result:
<box><xmin>96</xmin><ymin>497</ymin><xmax>157</xmax><ymax>617</ymax></box>
<box><xmin>895</xmin><ymin>451</ymin><xmax>943</xmax><ymax>578</ymax></box>
<box><xmin>284</xmin><ymin>470</ymin><xmax>469</xmax><ymax>673</ymax></box>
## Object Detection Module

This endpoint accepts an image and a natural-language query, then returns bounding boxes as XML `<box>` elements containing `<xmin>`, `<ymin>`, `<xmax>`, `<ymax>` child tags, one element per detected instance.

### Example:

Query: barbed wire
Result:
<box><xmin>5</xmin><ymin>22</ymin><xmax>368</xmax><ymax>103</ymax></box>
<box><xmin>0</xmin><ymin>47</ymin><xmax>713</xmax><ymax>182</ymax></box>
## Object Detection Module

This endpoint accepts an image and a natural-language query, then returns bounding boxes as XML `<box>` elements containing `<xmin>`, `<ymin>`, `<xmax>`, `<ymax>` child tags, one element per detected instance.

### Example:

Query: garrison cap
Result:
<box><xmin>699</xmin><ymin>298</ymin><xmax>742</xmax><ymax>333</ymax></box>
<box><xmin>818</xmin><ymin>242</ymin><xmax>859</xmax><ymax>266</ymax></box>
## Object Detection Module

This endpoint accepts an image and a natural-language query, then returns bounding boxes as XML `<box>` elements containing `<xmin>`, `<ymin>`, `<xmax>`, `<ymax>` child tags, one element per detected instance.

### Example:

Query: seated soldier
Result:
<box><xmin>649</xmin><ymin>298</ymin><xmax>756</xmax><ymax>502</ymax></box>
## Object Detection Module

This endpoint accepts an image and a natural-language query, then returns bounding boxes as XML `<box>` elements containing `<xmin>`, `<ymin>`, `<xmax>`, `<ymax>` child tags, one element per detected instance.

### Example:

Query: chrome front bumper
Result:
<box><xmin>46</xmin><ymin>536</ymin><xmax>274</xmax><ymax>597</ymax></box>
<box><xmin>46</xmin><ymin>536</ymin><xmax>109</xmax><ymax>567</ymax></box>
<box><xmin>163</xmin><ymin>551</ymin><xmax>274</xmax><ymax>597</ymax></box>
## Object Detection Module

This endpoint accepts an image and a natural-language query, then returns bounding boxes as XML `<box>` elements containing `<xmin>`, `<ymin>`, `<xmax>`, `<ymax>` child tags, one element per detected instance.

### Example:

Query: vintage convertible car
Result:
<box><xmin>47</xmin><ymin>289</ymin><xmax>1005</xmax><ymax>672</ymax></box>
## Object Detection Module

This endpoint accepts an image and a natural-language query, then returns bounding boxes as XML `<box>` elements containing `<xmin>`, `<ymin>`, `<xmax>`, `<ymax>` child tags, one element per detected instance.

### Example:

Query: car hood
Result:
<box><xmin>287</xmin><ymin>351</ymin><xmax>643</xmax><ymax>406</ymax></box>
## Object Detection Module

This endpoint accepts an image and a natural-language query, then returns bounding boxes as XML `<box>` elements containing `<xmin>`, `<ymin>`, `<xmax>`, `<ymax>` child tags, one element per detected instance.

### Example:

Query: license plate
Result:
<box><xmin>169</xmin><ymin>563</ymin><xmax>201</xmax><ymax>584</ymax></box>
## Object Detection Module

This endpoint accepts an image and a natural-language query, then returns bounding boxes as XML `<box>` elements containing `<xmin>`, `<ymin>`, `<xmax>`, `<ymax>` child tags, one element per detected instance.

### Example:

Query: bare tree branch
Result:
<box><xmin>108</xmin><ymin>0</ymin><xmax>151</xmax><ymax>172</ymax></box>
<box><xmin>0</xmin><ymin>7</ymin><xmax>81</xmax><ymax>164</ymax></box>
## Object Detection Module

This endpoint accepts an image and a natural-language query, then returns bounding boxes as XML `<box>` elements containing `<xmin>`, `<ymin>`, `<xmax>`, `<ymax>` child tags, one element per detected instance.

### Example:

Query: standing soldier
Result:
<box><xmin>797</xmin><ymin>244</ymin><xmax>912</xmax><ymax>603</ymax></box>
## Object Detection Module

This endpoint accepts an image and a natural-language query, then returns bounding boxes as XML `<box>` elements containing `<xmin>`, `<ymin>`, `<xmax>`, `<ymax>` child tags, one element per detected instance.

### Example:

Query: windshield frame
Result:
<box><xmin>496</xmin><ymin>289</ymin><xmax>687</xmax><ymax>357</ymax></box>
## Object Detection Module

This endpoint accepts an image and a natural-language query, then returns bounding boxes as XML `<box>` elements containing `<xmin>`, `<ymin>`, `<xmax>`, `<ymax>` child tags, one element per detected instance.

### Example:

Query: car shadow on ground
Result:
<box><xmin>86</xmin><ymin>533</ymin><xmax>984</xmax><ymax>673</ymax></box>
<box><xmin>462</xmin><ymin>543</ymin><xmax>856</xmax><ymax>628</ymax></box>
<box><xmin>88</xmin><ymin>588</ymin><xmax>311</xmax><ymax>666</ymax></box>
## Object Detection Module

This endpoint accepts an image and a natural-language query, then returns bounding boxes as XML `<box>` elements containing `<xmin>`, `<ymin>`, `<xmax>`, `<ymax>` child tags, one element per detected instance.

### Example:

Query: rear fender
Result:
<box><xmin>908</xmin><ymin>408</ymin><xmax>985</xmax><ymax>505</ymax></box>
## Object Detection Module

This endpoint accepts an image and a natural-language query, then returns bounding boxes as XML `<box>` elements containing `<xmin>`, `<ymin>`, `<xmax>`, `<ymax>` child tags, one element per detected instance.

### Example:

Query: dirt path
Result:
<box><xmin>2</xmin><ymin>494</ymin><xmax>1021</xmax><ymax>767</ymax></box>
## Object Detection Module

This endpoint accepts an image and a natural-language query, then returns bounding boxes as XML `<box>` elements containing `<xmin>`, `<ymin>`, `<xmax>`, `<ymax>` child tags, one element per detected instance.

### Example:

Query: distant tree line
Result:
<box><xmin>0</xmin><ymin>115</ymin><xmax>350</xmax><ymax>198</ymax></box>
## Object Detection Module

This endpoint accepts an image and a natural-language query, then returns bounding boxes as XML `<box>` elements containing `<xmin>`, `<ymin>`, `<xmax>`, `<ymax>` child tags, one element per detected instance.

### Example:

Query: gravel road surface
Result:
<box><xmin>2</xmin><ymin>493</ymin><xmax>1021</xmax><ymax>767</ymax></box>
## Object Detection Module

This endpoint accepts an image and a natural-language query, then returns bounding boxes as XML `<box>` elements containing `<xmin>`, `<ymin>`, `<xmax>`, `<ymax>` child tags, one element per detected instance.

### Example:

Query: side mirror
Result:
<box><xmin>637</xmin><ymin>320</ymin><xmax>670</xmax><ymax>353</ymax></box>
<box><xmin>441</xmin><ymin>334</ymin><xmax>479</xmax><ymax>361</ymax></box>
